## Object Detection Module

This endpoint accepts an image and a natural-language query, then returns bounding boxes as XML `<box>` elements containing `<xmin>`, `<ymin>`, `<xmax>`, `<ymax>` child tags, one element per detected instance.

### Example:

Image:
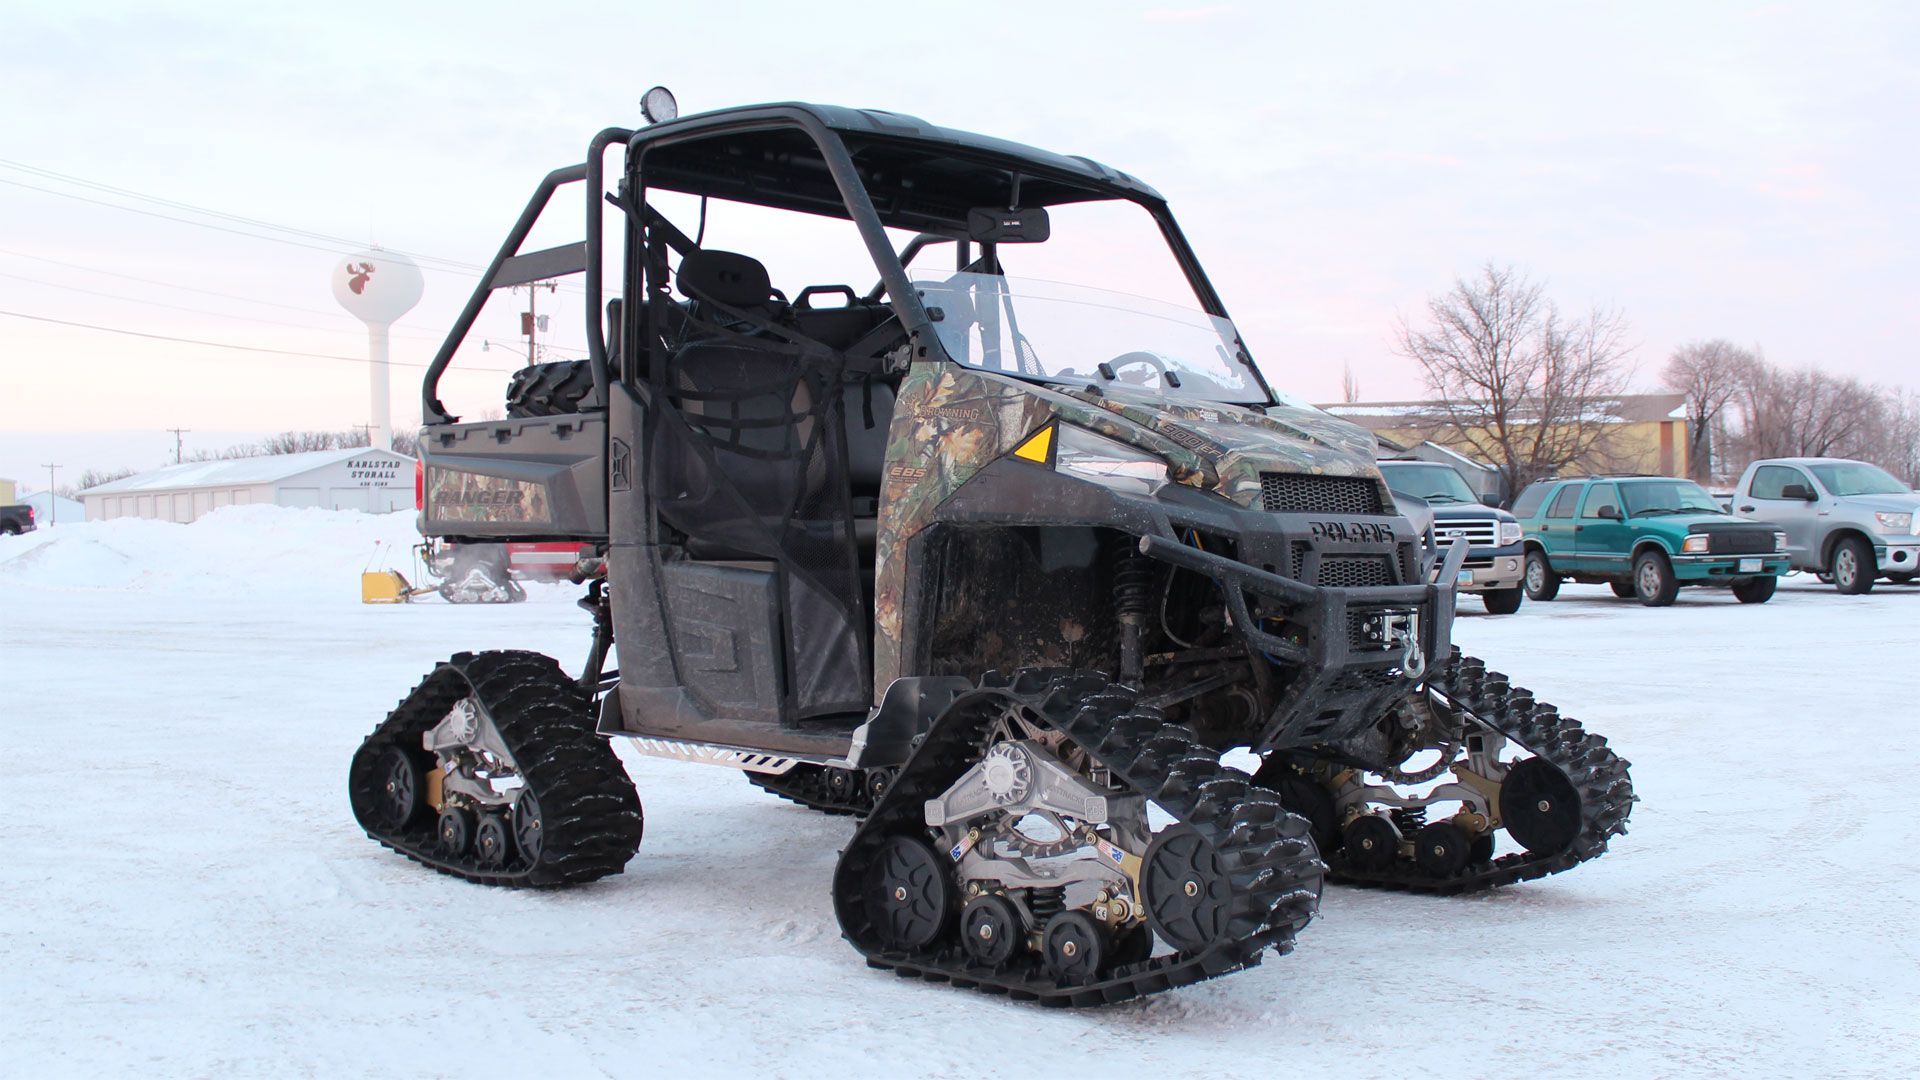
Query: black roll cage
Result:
<box><xmin>422</xmin><ymin>104</ymin><xmax>1278</xmax><ymax>425</ymax></box>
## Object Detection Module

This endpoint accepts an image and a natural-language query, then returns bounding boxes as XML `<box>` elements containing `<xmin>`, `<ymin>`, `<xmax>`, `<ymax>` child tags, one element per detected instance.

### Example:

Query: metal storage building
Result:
<box><xmin>80</xmin><ymin>448</ymin><xmax>414</xmax><ymax>523</ymax></box>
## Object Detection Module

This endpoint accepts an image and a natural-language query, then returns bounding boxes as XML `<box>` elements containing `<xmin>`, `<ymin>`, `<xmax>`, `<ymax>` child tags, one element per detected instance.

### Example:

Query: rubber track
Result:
<box><xmin>1325</xmin><ymin>651</ymin><xmax>1635</xmax><ymax>895</ymax></box>
<box><xmin>348</xmin><ymin>650</ymin><xmax>644</xmax><ymax>887</ymax></box>
<box><xmin>831</xmin><ymin>669</ymin><xmax>1325</xmax><ymax>1008</ymax></box>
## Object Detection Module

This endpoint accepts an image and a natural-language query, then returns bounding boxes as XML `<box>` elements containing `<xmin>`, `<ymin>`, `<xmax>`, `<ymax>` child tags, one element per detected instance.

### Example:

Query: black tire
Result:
<box><xmin>1830</xmin><ymin>536</ymin><xmax>1874</xmax><ymax>594</ymax></box>
<box><xmin>1480</xmin><ymin>587</ymin><xmax>1523</xmax><ymax>615</ymax></box>
<box><xmin>1523</xmin><ymin>549</ymin><xmax>1560</xmax><ymax>601</ymax></box>
<box><xmin>0</xmin><ymin>522</ymin><xmax>20</xmax><ymax>536</ymax></box>
<box><xmin>505</xmin><ymin>359</ymin><xmax>594</xmax><ymax>418</ymax></box>
<box><xmin>1632</xmin><ymin>549</ymin><xmax>1679</xmax><ymax>606</ymax></box>
<box><xmin>1731</xmin><ymin>576</ymin><xmax>1776</xmax><ymax>604</ymax></box>
<box><xmin>1609</xmin><ymin>580</ymin><xmax>1637</xmax><ymax>599</ymax></box>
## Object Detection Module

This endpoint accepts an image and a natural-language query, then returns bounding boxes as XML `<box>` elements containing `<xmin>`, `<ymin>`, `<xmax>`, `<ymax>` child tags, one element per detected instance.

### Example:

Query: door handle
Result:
<box><xmin>1573</xmin><ymin>525</ymin><xmax>1584</xmax><ymax>532</ymax></box>
<box><xmin>1739</xmin><ymin>505</ymin><xmax>1755</xmax><ymax>512</ymax></box>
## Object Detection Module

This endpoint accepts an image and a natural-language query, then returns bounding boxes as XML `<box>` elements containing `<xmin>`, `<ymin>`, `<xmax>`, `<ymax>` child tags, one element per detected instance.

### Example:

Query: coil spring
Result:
<box><xmin>1026</xmin><ymin>886</ymin><xmax>1066</xmax><ymax>924</ymax></box>
<box><xmin>1112</xmin><ymin>548</ymin><xmax>1153</xmax><ymax>620</ymax></box>
<box><xmin>1391</xmin><ymin>807</ymin><xmax>1427</xmax><ymax>836</ymax></box>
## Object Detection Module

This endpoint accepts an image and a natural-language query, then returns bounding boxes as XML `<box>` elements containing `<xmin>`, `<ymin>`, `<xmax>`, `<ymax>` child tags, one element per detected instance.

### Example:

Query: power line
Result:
<box><xmin>0</xmin><ymin>244</ymin><xmax>421</xmax><ymax>322</ymax></box>
<box><xmin>0</xmin><ymin>307</ymin><xmax>521</xmax><ymax>373</ymax></box>
<box><xmin>0</xmin><ymin>158</ymin><xmax>488</xmax><ymax>273</ymax></box>
<box><xmin>0</xmin><ymin>268</ymin><xmax>446</xmax><ymax>343</ymax></box>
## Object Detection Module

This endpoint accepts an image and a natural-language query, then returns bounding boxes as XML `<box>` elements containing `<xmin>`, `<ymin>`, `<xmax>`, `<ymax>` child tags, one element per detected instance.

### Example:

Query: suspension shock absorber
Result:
<box><xmin>1112</xmin><ymin>539</ymin><xmax>1154</xmax><ymax>686</ymax></box>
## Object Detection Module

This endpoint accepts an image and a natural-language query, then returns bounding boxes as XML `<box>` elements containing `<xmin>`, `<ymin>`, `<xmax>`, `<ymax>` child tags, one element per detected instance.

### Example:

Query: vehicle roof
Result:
<box><xmin>638</xmin><ymin>102</ymin><xmax>1163</xmax><ymax>201</ymax></box>
<box><xmin>1747</xmin><ymin>457</ymin><xmax>1871</xmax><ymax>467</ymax></box>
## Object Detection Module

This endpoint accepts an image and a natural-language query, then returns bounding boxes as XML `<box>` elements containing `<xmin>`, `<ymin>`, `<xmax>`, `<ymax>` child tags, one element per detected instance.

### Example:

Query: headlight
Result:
<box><xmin>1498</xmin><ymin>521</ymin><xmax>1523</xmax><ymax>546</ymax></box>
<box><xmin>1774</xmin><ymin>531</ymin><xmax>1788</xmax><ymax>552</ymax></box>
<box><xmin>1682</xmin><ymin>534</ymin><xmax>1709</xmax><ymax>554</ymax></box>
<box><xmin>1053</xmin><ymin>425</ymin><xmax>1170</xmax><ymax>496</ymax></box>
<box><xmin>1874</xmin><ymin>511</ymin><xmax>1913</xmax><ymax>533</ymax></box>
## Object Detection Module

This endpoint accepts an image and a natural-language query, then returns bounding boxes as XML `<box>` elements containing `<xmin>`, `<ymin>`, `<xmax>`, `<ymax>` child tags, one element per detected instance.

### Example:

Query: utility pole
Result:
<box><xmin>514</xmin><ymin>280</ymin><xmax>557</xmax><ymax>365</ymax></box>
<box><xmin>166</xmin><ymin>428</ymin><xmax>190</xmax><ymax>464</ymax></box>
<box><xmin>41</xmin><ymin>464</ymin><xmax>59</xmax><ymax>523</ymax></box>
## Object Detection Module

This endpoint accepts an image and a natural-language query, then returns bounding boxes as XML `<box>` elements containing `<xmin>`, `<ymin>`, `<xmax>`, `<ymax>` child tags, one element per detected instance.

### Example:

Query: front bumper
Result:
<box><xmin>1140</xmin><ymin>534</ymin><xmax>1465</xmax><ymax>753</ymax></box>
<box><xmin>1874</xmin><ymin>542</ymin><xmax>1920</xmax><ymax>572</ymax></box>
<box><xmin>1669</xmin><ymin>554</ymin><xmax>1791</xmax><ymax>580</ymax></box>
<box><xmin>1454</xmin><ymin>544</ymin><xmax>1524</xmax><ymax>592</ymax></box>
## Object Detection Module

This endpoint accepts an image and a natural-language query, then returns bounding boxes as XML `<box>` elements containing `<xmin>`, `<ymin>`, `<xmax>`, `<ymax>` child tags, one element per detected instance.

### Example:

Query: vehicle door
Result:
<box><xmin>1742</xmin><ymin>464</ymin><xmax>1819</xmax><ymax>561</ymax></box>
<box><xmin>1575</xmin><ymin>482</ymin><xmax>1630</xmax><ymax>573</ymax></box>
<box><xmin>1536</xmin><ymin>482</ymin><xmax>1585</xmax><ymax>569</ymax></box>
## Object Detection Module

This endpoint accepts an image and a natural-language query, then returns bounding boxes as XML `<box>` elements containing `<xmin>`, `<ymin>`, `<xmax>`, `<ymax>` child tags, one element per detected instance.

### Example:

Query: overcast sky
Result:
<box><xmin>3</xmin><ymin>1</ymin><xmax>1915</xmax><ymax>483</ymax></box>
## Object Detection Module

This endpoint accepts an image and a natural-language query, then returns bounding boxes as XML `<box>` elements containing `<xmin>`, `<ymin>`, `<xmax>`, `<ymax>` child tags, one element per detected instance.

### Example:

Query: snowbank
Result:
<box><xmin>0</xmin><ymin>504</ymin><xmax>426</xmax><ymax>599</ymax></box>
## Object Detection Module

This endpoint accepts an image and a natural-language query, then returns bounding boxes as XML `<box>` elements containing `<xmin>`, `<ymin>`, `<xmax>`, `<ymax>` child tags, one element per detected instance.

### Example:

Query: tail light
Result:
<box><xmin>415</xmin><ymin>458</ymin><xmax>425</xmax><ymax>511</ymax></box>
<box><xmin>26</xmin><ymin>507</ymin><xmax>35</xmax><ymax>524</ymax></box>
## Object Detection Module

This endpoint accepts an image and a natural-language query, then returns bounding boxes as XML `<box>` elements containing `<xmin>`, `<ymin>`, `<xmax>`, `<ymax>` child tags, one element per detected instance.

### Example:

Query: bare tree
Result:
<box><xmin>1730</xmin><ymin>366</ymin><xmax>1884</xmax><ymax>462</ymax></box>
<box><xmin>1398</xmin><ymin>263</ymin><xmax>1635</xmax><ymax>496</ymax></box>
<box><xmin>56</xmin><ymin>467</ymin><xmax>137</xmax><ymax>498</ymax></box>
<box><xmin>1664</xmin><ymin>339</ymin><xmax>1757</xmax><ymax>481</ymax></box>
<box><xmin>1341</xmin><ymin>361</ymin><xmax>1362</xmax><ymax>404</ymax></box>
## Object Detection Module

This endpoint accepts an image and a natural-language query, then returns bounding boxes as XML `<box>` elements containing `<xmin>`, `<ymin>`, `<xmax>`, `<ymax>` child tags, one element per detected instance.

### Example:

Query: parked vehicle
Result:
<box><xmin>1730</xmin><ymin>457</ymin><xmax>1920</xmax><ymax>593</ymax></box>
<box><xmin>1513</xmin><ymin>475</ymin><xmax>1789</xmax><ymax>605</ymax></box>
<box><xmin>0</xmin><ymin>503</ymin><xmax>35</xmax><ymax>535</ymax></box>
<box><xmin>1377</xmin><ymin>459</ymin><xmax>1525</xmax><ymax>614</ymax></box>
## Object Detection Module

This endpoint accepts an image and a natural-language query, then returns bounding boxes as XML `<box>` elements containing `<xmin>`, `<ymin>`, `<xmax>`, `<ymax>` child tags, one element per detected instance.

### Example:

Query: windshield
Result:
<box><xmin>912</xmin><ymin>271</ymin><xmax>1264</xmax><ymax>404</ymax></box>
<box><xmin>1621</xmin><ymin>479</ymin><xmax>1724</xmax><ymax>517</ymax></box>
<box><xmin>1809</xmin><ymin>462</ymin><xmax>1908</xmax><ymax>496</ymax></box>
<box><xmin>1378</xmin><ymin>463</ymin><xmax>1479</xmax><ymax>505</ymax></box>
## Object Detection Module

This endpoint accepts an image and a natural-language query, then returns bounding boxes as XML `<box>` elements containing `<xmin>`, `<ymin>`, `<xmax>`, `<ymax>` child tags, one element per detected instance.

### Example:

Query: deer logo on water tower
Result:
<box><xmin>332</xmin><ymin>248</ymin><xmax>423</xmax><ymax>451</ymax></box>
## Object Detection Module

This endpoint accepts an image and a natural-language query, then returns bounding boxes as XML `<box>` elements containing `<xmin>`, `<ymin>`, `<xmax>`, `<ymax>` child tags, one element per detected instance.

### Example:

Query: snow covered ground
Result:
<box><xmin>3</xmin><ymin>507</ymin><xmax>1915</xmax><ymax>1079</ymax></box>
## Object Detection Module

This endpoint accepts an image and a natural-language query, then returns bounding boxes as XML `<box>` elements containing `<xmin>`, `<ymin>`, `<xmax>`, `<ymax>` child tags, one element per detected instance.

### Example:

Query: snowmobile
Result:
<box><xmin>349</xmin><ymin>97</ymin><xmax>1633</xmax><ymax>1007</ymax></box>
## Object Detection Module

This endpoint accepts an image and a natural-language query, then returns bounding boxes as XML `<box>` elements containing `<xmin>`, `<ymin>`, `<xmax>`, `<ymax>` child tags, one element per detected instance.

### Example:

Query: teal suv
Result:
<box><xmin>1512</xmin><ymin>476</ymin><xmax>1790</xmax><ymax>606</ymax></box>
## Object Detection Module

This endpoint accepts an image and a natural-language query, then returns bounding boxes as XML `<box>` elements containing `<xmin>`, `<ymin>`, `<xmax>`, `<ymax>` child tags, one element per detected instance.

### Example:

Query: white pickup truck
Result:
<box><xmin>1730</xmin><ymin>457</ymin><xmax>1920</xmax><ymax>593</ymax></box>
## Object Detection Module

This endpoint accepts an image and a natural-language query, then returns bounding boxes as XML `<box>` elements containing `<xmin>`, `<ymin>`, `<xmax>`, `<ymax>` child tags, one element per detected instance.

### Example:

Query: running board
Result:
<box><xmin>615</xmin><ymin>734</ymin><xmax>811</xmax><ymax>775</ymax></box>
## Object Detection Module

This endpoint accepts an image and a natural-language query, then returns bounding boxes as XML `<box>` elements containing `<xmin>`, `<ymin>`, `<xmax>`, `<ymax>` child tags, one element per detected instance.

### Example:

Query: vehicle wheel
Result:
<box><xmin>505</xmin><ymin>359</ymin><xmax>593</xmax><ymax>417</ymax></box>
<box><xmin>512</xmin><ymin>788</ymin><xmax>544</xmax><ymax>865</ymax></box>
<box><xmin>1141</xmin><ymin>827</ymin><xmax>1229</xmax><ymax>950</ymax></box>
<box><xmin>1830</xmin><ymin>536</ymin><xmax>1874</xmax><ymax>594</ymax></box>
<box><xmin>474</xmin><ymin>815</ymin><xmax>512</xmax><ymax>868</ymax></box>
<box><xmin>1731</xmin><ymin>576</ymin><xmax>1776</xmax><ymax>604</ymax></box>
<box><xmin>1633</xmin><ymin>550</ymin><xmax>1679</xmax><ymax>606</ymax></box>
<box><xmin>0</xmin><ymin>522</ymin><xmax>20</xmax><ymax>536</ymax></box>
<box><xmin>863</xmin><ymin>834</ymin><xmax>956</xmax><ymax>951</ymax></box>
<box><xmin>436</xmin><ymin>807</ymin><xmax>474</xmax><ymax>855</ymax></box>
<box><xmin>1500</xmin><ymin>757</ymin><xmax>1583</xmax><ymax>854</ymax></box>
<box><xmin>1342</xmin><ymin>815</ymin><xmax>1400</xmax><ymax>873</ymax></box>
<box><xmin>1523</xmin><ymin>549</ymin><xmax>1560</xmax><ymax>601</ymax></box>
<box><xmin>1041</xmin><ymin>910</ymin><xmax>1107</xmax><ymax>985</ymax></box>
<box><xmin>1609</xmin><ymin>580</ymin><xmax>1637</xmax><ymax>599</ymax></box>
<box><xmin>1481</xmin><ymin>587</ymin><xmax>1523</xmax><ymax>615</ymax></box>
<box><xmin>373</xmin><ymin>747</ymin><xmax>426</xmax><ymax>830</ymax></box>
<box><xmin>959</xmin><ymin>894</ymin><xmax>1024</xmax><ymax>967</ymax></box>
<box><xmin>1413</xmin><ymin>821</ymin><xmax>1472</xmax><ymax>878</ymax></box>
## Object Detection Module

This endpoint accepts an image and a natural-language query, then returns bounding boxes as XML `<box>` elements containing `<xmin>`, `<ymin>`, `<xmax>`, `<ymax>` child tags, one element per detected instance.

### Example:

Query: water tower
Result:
<box><xmin>331</xmin><ymin>248</ymin><xmax>424</xmax><ymax>450</ymax></box>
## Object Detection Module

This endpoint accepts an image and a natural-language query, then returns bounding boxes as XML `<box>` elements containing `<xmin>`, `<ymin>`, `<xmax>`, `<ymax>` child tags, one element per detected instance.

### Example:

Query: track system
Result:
<box><xmin>348</xmin><ymin>650</ymin><xmax>643</xmax><ymax>886</ymax></box>
<box><xmin>1257</xmin><ymin>651</ymin><xmax>1634</xmax><ymax>896</ymax></box>
<box><xmin>832</xmin><ymin>669</ymin><xmax>1324</xmax><ymax>1008</ymax></box>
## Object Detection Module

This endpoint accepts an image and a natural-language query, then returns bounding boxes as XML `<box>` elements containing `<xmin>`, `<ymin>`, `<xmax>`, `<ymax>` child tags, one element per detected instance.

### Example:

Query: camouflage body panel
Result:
<box><xmin>426</xmin><ymin>467</ymin><xmax>553</xmax><ymax>524</ymax></box>
<box><xmin>870</xmin><ymin>367</ymin><xmax>1389</xmax><ymax>698</ymax></box>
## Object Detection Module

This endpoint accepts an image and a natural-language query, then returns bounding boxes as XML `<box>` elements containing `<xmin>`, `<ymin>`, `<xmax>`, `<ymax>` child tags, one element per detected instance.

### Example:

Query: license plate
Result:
<box><xmin>1456</xmin><ymin>569</ymin><xmax>1474</xmax><ymax>586</ymax></box>
<box><xmin>1738</xmin><ymin>559</ymin><xmax>1762</xmax><ymax>573</ymax></box>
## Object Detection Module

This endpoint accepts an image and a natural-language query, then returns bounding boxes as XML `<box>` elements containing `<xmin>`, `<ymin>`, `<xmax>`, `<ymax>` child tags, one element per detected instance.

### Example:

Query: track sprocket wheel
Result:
<box><xmin>1500</xmin><ymin>757</ymin><xmax>1583</xmax><ymax>854</ymax></box>
<box><xmin>1141</xmin><ymin>826</ymin><xmax>1230</xmax><ymax>951</ymax></box>
<box><xmin>864</xmin><ymin>835</ymin><xmax>956</xmax><ymax>951</ymax></box>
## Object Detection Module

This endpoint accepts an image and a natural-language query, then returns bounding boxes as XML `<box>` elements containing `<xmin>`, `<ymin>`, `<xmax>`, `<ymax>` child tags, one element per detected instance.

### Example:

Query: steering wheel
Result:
<box><xmin>1106</xmin><ymin>351</ymin><xmax>1172</xmax><ymax>385</ymax></box>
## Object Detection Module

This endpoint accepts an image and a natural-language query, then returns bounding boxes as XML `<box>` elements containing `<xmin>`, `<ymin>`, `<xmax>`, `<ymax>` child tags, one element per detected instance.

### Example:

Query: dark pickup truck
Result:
<box><xmin>0</xmin><ymin>504</ymin><xmax>35</xmax><ymax>535</ymax></box>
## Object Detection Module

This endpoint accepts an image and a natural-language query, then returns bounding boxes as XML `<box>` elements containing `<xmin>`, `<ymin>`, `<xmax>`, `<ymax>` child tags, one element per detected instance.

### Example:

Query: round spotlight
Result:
<box><xmin>641</xmin><ymin>86</ymin><xmax>678</xmax><ymax>125</ymax></box>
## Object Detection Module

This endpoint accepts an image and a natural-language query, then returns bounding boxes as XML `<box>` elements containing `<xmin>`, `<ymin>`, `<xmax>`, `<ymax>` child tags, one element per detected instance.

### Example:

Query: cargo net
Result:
<box><xmin>646</xmin><ymin>293</ymin><xmax>867</xmax><ymax>718</ymax></box>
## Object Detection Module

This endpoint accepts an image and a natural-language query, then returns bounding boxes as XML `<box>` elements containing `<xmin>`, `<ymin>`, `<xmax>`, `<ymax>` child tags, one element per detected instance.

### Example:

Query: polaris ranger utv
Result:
<box><xmin>349</xmin><ymin>100</ymin><xmax>1633</xmax><ymax>1006</ymax></box>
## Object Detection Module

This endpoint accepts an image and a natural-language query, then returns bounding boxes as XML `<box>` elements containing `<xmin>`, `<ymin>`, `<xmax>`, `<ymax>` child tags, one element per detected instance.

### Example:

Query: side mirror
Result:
<box><xmin>1597</xmin><ymin>505</ymin><xmax>1622</xmax><ymax>520</ymax></box>
<box><xmin>968</xmin><ymin>206</ymin><xmax>1050</xmax><ymax>243</ymax></box>
<box><xmin>1781</xmin><ymin>483</ymin><xmax>1816</xmax><ymax>501</ymax></box>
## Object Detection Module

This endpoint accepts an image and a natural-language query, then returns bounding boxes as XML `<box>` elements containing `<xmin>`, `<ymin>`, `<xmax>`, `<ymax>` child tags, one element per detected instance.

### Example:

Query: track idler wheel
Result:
<box><xmin>959</xmin><ymin>894</ymin><xmax>1023</xmax><ymax>967</ymax></box>
<box><xmin>436</xmin><ymin>807</ymin><xmax>474</xmax><ymax>855</ymax></box>
<box><xmin>373</xmin><ymin>748</ymin><xmax>426</xmax><ymax>830</ymax></box>
<box><xmin>474</xmin><ymin>815</ymin><xmax>511</xmax><ymax>868</ymax></box>
<box><xmin>1501</xmin><ymin>757</ymin><xmax>1583</xmax><ymax>854</ymax></box>
<box><xmin>1141</xmin><ymin>826</ymin><xmax>1230</xmax><ymax>951</ymax></box>
<box><xmin>1414</xmin><ymin>821</ymin><xmax>1472</xmax><ymax>878</ymax></box>
<box><xmin>512</xmin><ymin>789</ymin><xmax>544</xmax><ymax>864</ymax></box>
<box><xmin>1342</xmin><ymin>815</ymin><xmax>1400</xmax><ymax>873</ymax></box>
<box><xmin>864</xmin><ymin>835</ymin><xmax>956</xmax><ymax>951</ymax></box>
<box><xmin>1042</xmin><ymin>910</ymin><xmax>1108</xmax><ymax>984</ymax></box>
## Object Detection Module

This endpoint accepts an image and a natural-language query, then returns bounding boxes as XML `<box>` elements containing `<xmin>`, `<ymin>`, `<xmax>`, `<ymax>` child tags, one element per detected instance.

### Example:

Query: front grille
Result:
<box><xmin>1431</xmin><ymin>516</ymin><xmax>1499</xmax><ymax>548</ymax></box>
<box><xmin>1261</xmin><ymin>473</ymin><xmax>1383</xmax><ymax>514</ymax></box>
<box><xmin>1702</xmin><ymin>528</ymin><xmax>1774</xmax><ymax>555</ymax></box>
<box><xmin>1318</xmin><ymin>555</ymin><xmax>1395</xmax><ymax>588</ymax></box>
